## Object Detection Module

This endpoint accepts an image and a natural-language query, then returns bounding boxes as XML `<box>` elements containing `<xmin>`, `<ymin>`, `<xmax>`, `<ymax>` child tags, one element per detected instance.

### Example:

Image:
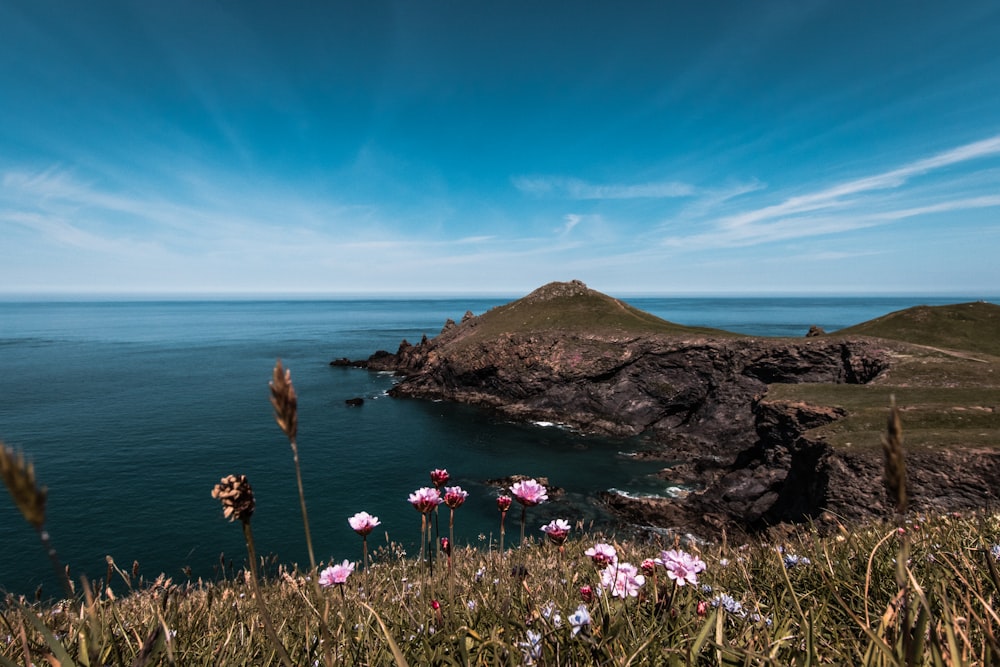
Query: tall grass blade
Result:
<box><xmin>358</xmin><ymin>600</ymin><xmax>411</xmax><ymax>667</ymax></box>
<box><xmin>21</xmin><ymin>603</ymin><xmax>79</xmax><ymax>667</ymax></box>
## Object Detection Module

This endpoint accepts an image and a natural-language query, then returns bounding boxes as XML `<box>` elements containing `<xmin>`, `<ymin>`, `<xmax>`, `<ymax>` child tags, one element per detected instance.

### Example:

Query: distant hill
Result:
<box><xmin>464</xmin><ymin>279</ymin><xmax>733</xmax><ymax>339</ymax></box>
<box><xmin>354</xmin><ymin>281</ymin><xmax>1000</xmax><ymax>536</ymax></box>
<box><xmin>837</xmin><ymin>301</ymin><xmax>1000</xmax><ymax>357</ymax></box>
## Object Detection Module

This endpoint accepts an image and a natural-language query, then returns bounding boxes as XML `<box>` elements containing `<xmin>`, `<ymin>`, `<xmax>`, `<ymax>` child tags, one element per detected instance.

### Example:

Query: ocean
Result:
<box><xmin>0</xmin><ymin>295</ymin><xmax>991</xmax><ymax>597</ymax></box>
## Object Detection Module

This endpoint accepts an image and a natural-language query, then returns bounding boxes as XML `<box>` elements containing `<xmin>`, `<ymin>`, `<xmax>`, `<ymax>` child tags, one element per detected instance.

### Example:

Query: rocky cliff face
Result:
<box><xmin>367</xmin><ymin>331</ymin><xmax>886</xmax><ymax>444</ymax></box>
<box><xmin>345</xmin><ymin>282</ymin><xmax>999</xmax><ymax>538</ymax></box>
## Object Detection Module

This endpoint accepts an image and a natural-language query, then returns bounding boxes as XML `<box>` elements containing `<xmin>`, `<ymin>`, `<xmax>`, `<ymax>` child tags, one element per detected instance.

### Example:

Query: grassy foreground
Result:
<box><xmin>3</xmin><ymin>361</ymin><xmax>1000</xmax><ymax>665</ymax></box>
<box><xmin>2</xmin><ymin>513</ymin><xmax>1000</xmax><ymax>665</ymax></box>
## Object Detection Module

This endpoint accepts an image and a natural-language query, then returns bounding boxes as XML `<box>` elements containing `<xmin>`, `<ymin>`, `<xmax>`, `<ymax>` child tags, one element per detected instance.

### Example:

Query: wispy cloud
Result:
<box><xmin>513</xmin><ymin>176</ymin><xmax>696</xmax><ymax>199</ymax></box>
<box><xmin>869</xmin><ymin>195</ymin><xmax>1000</xmax><ymax>221</ymax></box>
<box><xmin>719</xmin><ymin>135</ymin><xmax>1000</xmax><ymax>230</ymax></box>
<box><xmin>793</xmin><ymin>249</ymin><xmax>887</xmax><ymax>262</ymax></box>
<box><xmin>560</xmin><ymin>214</ymin><xmax>581</xmax><ymax>234</ymax></box>
<box><xmin>662</xmin><ymin>134</ymin><xmax>1000</xmax><ymax>248</ymax></box>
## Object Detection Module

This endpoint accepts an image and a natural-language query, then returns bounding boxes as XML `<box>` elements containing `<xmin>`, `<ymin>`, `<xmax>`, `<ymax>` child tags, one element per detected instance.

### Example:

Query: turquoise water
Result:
<box><xmin>0</xmin><ymin>296</ymin><xmax>991</xmax><ymax>596</ymax></box>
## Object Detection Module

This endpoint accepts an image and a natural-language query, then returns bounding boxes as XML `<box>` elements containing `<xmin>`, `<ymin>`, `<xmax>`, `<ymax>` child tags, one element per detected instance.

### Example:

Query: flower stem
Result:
<box><xmin>427</xmin><ymin>514</ymin><xmax>435</xmax><ymax>576</ymax></box>
<box><xmin>448</xmin><ymin>509</ymin><xmax>455</xmax><ymax>606</ymax></box>
<box><xmin>289</xmin><ymin>438</ymin><xmax>317</xmax><ymax>573</ymax></box>
<box><xmin>35</xmin><ymin>525</ymin><xmax>73</xmax><ymax>599</ymax></box>
<box><xmin>242</xmin><ymin>520</ymin><xmax>294</xmax><ymax>667</ymax></box>
<box><xmin>520</xmin><ymin>505</ymin><xmax>527</xmax><ymax>546</ymax></box>
<box><xmin>449</xmin><ymin>509</ymin><xmax>456</xmax><ymax>565</ymax></box>
<box><xmin>419</xmin><ymin>515</ymin><xmax>427</xmax><ymax>564</ymax></box>
<box><xmin>499</xmin><ymin>512</ymin><xmax>506</xmax><ymax>562</ymax></box>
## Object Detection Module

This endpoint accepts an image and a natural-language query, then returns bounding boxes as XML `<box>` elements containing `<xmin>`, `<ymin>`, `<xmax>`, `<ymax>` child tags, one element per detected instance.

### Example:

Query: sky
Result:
<box><xmin>2</xmin><ymin>1</ymin><xmax>1000</xmax><ymax>297</ymax></box>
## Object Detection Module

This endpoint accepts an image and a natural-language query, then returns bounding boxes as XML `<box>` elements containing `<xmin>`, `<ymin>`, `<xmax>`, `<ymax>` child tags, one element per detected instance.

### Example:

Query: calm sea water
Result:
<box><xmin>0</xmin><ymin>295</ymin><xmax>992</xmax><ymax>596</ymax></box>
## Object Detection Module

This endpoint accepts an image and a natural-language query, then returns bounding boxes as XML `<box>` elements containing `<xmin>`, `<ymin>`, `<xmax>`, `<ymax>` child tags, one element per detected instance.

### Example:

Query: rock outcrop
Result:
<box><xmin>344</xmin><ymin>281</ymin><xmax>1000</xmax><ymax>537</ymax></box>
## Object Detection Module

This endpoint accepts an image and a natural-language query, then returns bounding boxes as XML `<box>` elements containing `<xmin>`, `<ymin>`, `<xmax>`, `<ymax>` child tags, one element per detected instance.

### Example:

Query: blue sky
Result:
<box><xmin>2</xmin><ymin>1</ymin><xmax>1000</xmax><ymax>296</ymax></box>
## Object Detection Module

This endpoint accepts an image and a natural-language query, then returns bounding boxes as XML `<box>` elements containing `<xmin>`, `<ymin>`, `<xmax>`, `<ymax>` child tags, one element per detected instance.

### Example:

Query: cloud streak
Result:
<box><xmin>514</xmin><ymin>176</ymin><xmax>696</xmax><ymax>199</ymax></box>
<box><xmin>662</xmin><ymin>134</ymin><xmax>1000</xmax><ymax>248</ymax></box>
<box><xmin>718</xmin><ymin>135</ymin><xmax>1000</xmax><ymax>230</ymax></box>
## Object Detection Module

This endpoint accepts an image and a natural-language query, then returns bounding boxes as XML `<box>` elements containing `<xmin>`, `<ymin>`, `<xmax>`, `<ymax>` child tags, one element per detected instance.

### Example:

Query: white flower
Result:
<box><xmin>520</xmin><ymin>629</ymin><xmax>543</xmax><ymax>662</ymax></box>
<box><xmin>568</xmin><ymin>604</ymin><xmax>591</xmax><ymax>636</ymax></box>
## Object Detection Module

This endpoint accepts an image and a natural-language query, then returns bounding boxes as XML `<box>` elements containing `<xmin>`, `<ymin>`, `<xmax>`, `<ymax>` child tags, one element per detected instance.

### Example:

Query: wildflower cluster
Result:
<box><xmin>656</xmin><ymin>548</ymin><xmax>707</xmax><ymax>586</ymax></box>
<box><xmin>319</xmin><ymin>560</ymin><xmax>354</xmax><ymax>587</ymax></box>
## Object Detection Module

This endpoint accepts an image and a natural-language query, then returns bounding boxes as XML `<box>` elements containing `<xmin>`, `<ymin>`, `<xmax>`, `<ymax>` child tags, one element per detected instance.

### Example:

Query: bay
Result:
<box><xmin>0</xmin><ymin>295</ymin><xmax>991</xmax><ymax>596</ymax></box>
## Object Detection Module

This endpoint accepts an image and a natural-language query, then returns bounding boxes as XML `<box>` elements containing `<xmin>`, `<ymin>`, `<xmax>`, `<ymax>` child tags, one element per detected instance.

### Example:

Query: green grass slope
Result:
<box><xmin>837</xmin><ymin>300</ymin><xmax>1000</xmax><ymax>357</ymax></box>
<box><xmin>772</xmin><ymin>301</ymin><xmax>1000</xmax><ymax>453</ymax></box>
<box><xmin>466</xmin><ymin>281</ymin><xmax>734</xmax><ymax>339</ymax></box>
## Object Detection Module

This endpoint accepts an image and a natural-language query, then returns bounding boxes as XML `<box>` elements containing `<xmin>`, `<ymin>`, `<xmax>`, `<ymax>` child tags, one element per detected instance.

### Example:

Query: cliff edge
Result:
<box><xmin>345</xmin><ymin>281</ymin><xmax>1000</xmax><ymax>537</ymax></box>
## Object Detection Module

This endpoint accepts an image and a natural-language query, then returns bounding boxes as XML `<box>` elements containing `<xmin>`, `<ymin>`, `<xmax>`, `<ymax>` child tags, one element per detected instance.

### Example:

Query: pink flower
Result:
<box><xmin>510</xmin><ymin>479</ymin><xmax>548</xmax><ymax>507</ymax></box>
<box><xmin>440</xmin><ymin>537</ymin><xmax>451</xmax><ymax>555</ymax></box>
<box><xmin>540</xmin><ymin>518</ymin><xmax>571</xmax><ymax>545</ymax></box>
<box><xmin>696</xmin><ymin>600</ymin><xmax>710</xmax><ymax>617</ymax></box>
<box><xmin>408</xmin><ymin>487</ymin><xmax>443</xmax><ymax>514</ymax></box>
<box><xmin>656</xmin><ymin>549</ymin><xmax>707</xmax><ymax>587</ymax></box>
<box><xmin>319</xmin><ymin>559</ymin><xmax>354</xmax><ymax>587</ymax></box>
<box><xmin>584</xmin><ymin>543</ymin><xmax>618</xmax><ymax>568</ymax></box>
<box><xmin>579</xmin><ymin>585</ymin><xmax>594</xmax><ymax>603</ymax></box>
<box><xmin>600</xmin><ymin>562</ymin><xmax>645</xmax><ymax>598</ymax></box>
<box><xmin>347</xmin><ymin>511</ymin><xmax>381</xmax><ymax>536</ymax></box>
<box><xmin>641</xmin><ymin>558</ymin><xmax>656</xmax><ymax>576</ymax></box>
<box><xmin>430</xmin><ymin>468</ymin><xmax>450</xmax><ymax>488</ymax></box>
<box><xmin>443</xmin><ymin>486</ymin><xmax>468</xmax><ymax>509</ymax></box>
<box><xmin>496</xmin><ymin>495</ymin><xmax>513</xmax><ymax>512</ymax></box>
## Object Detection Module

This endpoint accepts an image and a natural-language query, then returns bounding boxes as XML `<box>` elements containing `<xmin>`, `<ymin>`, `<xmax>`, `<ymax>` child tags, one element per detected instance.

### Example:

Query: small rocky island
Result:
<box><xmin>341</xmin><ymin>280</ymin><xmax>1000</xmax><ymax>538</ymax></box>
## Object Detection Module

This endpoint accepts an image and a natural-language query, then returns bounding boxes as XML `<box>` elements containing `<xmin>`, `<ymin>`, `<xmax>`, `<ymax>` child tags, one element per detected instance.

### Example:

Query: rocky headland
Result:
<box><xmin>341</xmin><ymin>280</ymin><xmax>1000</xmax><ymax>538</ymax></box>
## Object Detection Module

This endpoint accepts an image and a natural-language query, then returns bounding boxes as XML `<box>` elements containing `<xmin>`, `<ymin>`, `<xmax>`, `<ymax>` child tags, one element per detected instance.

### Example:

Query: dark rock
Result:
<box><xmin>345</xmin><ymin>282</ymin><xmax>999</xmax><ymax>538</ymax></box>
<box><xmin>345</xmin><ymin>397</ymin><xmax>364</xmax><ymax>407</ymax></box>
<box><xmin>806</xmin><ymin>325</ymin><xmax>826</xmax><ymax>337</ymax></box>
<box><xmin>356</xmin><ymin>328</ymin><xmax>899</xmax><ymax>535</ymax></box>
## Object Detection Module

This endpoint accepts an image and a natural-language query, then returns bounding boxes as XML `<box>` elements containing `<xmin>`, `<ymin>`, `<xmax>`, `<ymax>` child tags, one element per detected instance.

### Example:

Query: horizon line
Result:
<box><xmin>1</xmin><ymin>289</ymin><xmax>998</xmax><ymax>302</ymax></box>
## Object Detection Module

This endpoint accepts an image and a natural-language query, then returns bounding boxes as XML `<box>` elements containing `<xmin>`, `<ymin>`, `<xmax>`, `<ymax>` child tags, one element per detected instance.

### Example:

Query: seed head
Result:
<box><xmin>269</xmin><ymin>360</ymin><xmax>298</xmax><ymax>442</ymax></box>
<box><xmin>881</xmin><ymin>397</ymin><xmax>908</xmax><ymax>516</ymax></box>
<box><xmin>0</xmin><ymin>443</ymin><xmax>47</xmax><ymax>529</ymax></box>
<box><xmin>212</xmin><ymin>474</ymin><xmax>256</xmax><ymax>522</ymax></box>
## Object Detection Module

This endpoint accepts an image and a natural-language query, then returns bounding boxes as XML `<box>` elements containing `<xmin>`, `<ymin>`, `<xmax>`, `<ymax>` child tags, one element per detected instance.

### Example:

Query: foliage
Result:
<box><xmin>1</xmin><ymin>513</ymin><xmax>999</xmax><ymax>665</ymax></box>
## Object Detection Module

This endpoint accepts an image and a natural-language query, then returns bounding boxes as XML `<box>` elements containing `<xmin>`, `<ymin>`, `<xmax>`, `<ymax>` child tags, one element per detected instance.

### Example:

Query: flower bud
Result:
<box><xmin>496</xmin><ymin>495</ymin><xmax>512</xmax><ymax>512</ymax></box>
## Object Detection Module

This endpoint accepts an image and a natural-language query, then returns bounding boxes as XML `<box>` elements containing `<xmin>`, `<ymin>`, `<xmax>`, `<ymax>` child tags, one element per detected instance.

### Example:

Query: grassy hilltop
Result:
<box><xmin>770</xmin><ymin>300</ymin><xmax>1000</xmax><ymax>453</ymax></box>
<box><xmin>468</xmin><ymin>280</ymin><xmax>733</xmax><ymax>339</ymax></box>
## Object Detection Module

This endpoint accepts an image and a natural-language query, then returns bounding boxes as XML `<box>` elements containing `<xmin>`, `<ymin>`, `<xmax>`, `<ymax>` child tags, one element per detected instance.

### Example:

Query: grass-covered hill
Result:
<box><xmin>837</xmin><ymin>300</ymin><xmax>1000</xmax><ymax>357</ymax></box>
<box><xmin>770</xmin><ymin>300</ymin><xmax>1000</xmax><ymax>454</ymax></box>
<box><xmin>456</xmin><ymin>280</ymin><xmax>733</xmax><ymax>341</ymax></box>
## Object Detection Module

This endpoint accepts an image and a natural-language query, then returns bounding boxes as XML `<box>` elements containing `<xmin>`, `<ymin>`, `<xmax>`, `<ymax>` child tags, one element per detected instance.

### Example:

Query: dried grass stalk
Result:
<box><xmin>269</xmin><ymin>360</ymin><xmax>298</xmax><ymax>442</ymax></box>
<box><xmin>2</xmin><ymin>441</ymin><xmax>74</xmax><ymax>597</ymax></box>
<box><xmin>0</xmin><ymin>442</ymin><xmax>47</xmax><ymax>529</ymax></box>
<box><xmin>881</xmin><ymin>396</ymin><xmax>908</xmax><ymax>517</ymax></box>
<box><xmin>268</xmin><ymin>361</ymin><xmax>317</xmax><ymax>572</ymax></box>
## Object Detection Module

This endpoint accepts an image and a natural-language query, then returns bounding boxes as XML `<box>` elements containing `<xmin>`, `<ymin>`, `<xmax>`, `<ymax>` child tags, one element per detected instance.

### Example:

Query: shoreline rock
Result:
<box><xmin>339</xmin><ymin>281</ymin><xmax>1000</xmax><ymax>538</ymax></box>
